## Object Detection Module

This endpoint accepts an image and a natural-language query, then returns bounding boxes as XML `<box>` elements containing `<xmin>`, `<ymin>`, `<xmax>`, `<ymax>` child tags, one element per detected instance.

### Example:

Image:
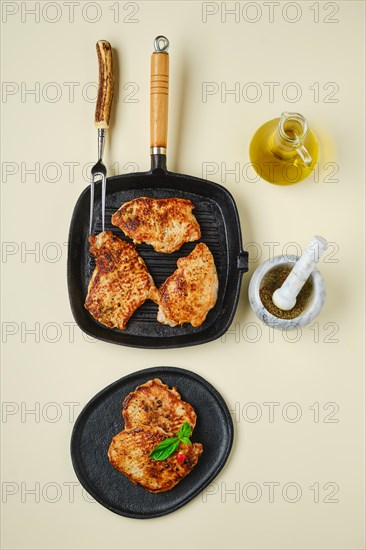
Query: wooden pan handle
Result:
<box><xmin>94</xmin><ymin>40</ymin><xmax>114</xmax><ymax>129</ymax></box>
<box><xmin>150</xmin><ymin>36</ymin><xmax>169</xmax><ymax>152</ymax></box>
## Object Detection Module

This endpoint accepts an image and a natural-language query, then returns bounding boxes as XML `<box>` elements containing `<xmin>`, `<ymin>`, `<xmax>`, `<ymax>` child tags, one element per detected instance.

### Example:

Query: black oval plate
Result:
<box><xmin>71</xmin><ymin>366</ymin><xmax>233</xmax><ymax>519</ymax></box>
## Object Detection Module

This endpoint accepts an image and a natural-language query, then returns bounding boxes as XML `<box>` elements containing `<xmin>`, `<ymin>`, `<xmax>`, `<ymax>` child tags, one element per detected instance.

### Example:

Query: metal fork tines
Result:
<box><xmin>89</xmin><ymin>128</ymin><xmax>107</xmax><ymax>234</ymax></box>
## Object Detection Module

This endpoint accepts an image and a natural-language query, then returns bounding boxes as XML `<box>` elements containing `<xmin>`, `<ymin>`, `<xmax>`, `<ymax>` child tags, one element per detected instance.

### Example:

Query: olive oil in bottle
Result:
<box><xmin>249</xmin><ymin>112</ymin><xmax>318</xmax><ymax>185</ymax></box>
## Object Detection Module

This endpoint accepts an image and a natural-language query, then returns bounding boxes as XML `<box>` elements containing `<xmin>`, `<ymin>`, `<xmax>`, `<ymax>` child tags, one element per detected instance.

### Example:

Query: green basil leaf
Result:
<box><xmin>149</xmin><ymin>438</ymin><xmax>180</xmax><ymax>461</ymax></box>
<box><xmin>176</xmin><ymin>422</ymin><xmax>192</xmax><ymax>439</ymax></box>
<box><xmin>151</xmin><ymin>437</ymin><xmax>178</xmax><ymax>449</ymax></box>
<box><xmin>150</xmin><ymin>421</ymin><xmax>193</xmax><ymax>461</ymax></box>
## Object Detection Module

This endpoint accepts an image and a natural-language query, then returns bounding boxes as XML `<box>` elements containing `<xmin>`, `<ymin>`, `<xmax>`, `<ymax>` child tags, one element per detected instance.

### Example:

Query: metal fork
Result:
<box><xmin>89</xmin><ymin>129</ymin><xmax>107</xmax><ymax>234</ymax></box>
<box><xmin>89</xmin><ymin>40</ymin><xmax>114</xmax><ymax>235</ymax></box>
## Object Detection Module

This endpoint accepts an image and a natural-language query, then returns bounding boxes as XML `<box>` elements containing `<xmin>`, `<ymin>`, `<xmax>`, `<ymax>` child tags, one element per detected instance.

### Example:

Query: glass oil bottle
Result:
<box><xmin>249</xmin><ymin>112</ymin><xmax>318</xmax><ymax>185</ymax></box>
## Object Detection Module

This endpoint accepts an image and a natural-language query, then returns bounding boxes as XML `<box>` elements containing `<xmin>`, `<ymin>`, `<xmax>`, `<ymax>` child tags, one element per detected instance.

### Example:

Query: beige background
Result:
<box><xmin>1</xmin><ymin>1</ymin><xmax>365</xmax><ymax>549</ymax></box>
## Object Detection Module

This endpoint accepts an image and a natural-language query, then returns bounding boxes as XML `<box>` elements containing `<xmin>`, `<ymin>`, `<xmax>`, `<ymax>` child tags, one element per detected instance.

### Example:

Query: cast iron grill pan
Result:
<box><xmin>67</xmin><ymin>40</ymin><xmax>248</xmax><ymax>348</ymax></box>
<box><xmin>68</xmin><ymin>171</ymin><xmax>248</xmax><ymax>348</ymax></box>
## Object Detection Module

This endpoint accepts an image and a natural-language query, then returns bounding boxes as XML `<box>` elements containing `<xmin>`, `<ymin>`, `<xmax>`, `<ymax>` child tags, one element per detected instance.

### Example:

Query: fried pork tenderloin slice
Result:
<box><xmin>108</xmin><ymin>426</ymin><xmax>203</xmax><ymax>493</ymax></box>
<box><xmin>157</xmin><ymin>243</ymin><xmax>219</xmax><ymax>328</ymax></box>
<box><xmin>84</xmin><ymin>231</ymin><xmax>159</xmax><ymax>331</ymax></box>
<box><xmin>111</xmin><ymin>197</ymin><xmax>201</xmax><ymax>253</ymax></box>
<box><xmin>123</xmin><ymin>378</ymin><xmax>197</xmax><ymax>433</ymax></box>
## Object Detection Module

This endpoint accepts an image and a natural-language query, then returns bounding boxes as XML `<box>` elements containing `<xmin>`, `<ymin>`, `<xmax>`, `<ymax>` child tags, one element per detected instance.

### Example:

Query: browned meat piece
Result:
<box><xmin>84</xmin><ymin>231</ymin><xmax>159</xmax><ymax>330</ymax></box>
<box><xmin>157</xmin><ymin>243</ymin><xmax>218</xmax><ymax>328</ymax></box>
<box><xmin>111</xmin><ymin>197</ymin><xmax>201</xmax><ymax>253</ymax></box>
<box><xmin>123</xmin><ymin>378</ymin><xmax>197</xmax><ymax>433</ymax></box>
<box><xmin>108</xmin><ymin>426</ymin><xmax>203</xmax><ymax>493</ymax></box>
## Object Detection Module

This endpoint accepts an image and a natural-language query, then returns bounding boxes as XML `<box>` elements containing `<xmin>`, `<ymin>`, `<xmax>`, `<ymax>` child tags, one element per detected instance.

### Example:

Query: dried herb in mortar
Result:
<box><xmin>259</xmin><ymin>265</ymin><xmax>313</xmax><ymax>320</ymax></box>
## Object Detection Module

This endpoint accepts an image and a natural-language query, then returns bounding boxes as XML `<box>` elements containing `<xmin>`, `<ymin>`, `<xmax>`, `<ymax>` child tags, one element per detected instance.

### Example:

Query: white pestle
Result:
<box><xmin>272</xmin><ymin>236</ymin><xmax>328</xmax><ymax>311</ymax></box>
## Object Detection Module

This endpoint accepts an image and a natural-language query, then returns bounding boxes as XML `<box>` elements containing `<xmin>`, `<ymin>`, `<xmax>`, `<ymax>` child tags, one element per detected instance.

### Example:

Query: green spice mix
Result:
<box><xmin>259</xmin><ymin>265</ymin><xmax>313</xmax><ymax>320</ymax></box>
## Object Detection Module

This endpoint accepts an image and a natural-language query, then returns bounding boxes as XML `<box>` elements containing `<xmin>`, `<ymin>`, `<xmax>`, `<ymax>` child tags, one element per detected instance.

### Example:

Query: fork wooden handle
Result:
<box><xmin>95</xmin><ymin>40</ymin><xmax>114</xmax><ymax>129</ymax></box>
<box><xmin>150</xmin><ymin>51</ymin><xmax>169</xmax><ymax>150</ymax></box>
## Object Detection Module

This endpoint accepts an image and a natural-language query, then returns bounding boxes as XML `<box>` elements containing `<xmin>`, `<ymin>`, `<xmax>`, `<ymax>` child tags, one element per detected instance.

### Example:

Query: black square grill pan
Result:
<box><xmin>67</xmin><ymin>37</ymin><xmax>248</xmax><ymax>348</ymax></box>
